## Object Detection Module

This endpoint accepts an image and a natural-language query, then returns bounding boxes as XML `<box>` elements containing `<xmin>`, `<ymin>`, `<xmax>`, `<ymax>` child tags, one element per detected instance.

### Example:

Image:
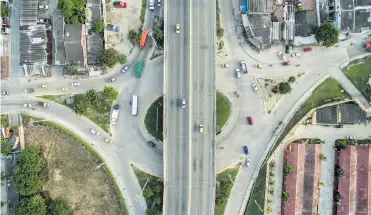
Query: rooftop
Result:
<box><xmin>20</xmin><ymin>0</ymin><xmax>38</xmax><ymax>26</ymax></box>
<box><xmin>295</xmin><ymin>10</ymin><xmax>317</xmax><ymax>36</ymax></box>
<box><xmin>52</xmin><ymin>10</ymin><xmax>65</xmax><ymax>65</ymax></box>
<box><xmin>19</xmin><ymin>25</ymin><xmax>47</xmax><ymax>65</ymax></box>
<box><xmin>64</xmin><ymin>24</ymin><xmax>86</xmax><ymax>66</ymax></box>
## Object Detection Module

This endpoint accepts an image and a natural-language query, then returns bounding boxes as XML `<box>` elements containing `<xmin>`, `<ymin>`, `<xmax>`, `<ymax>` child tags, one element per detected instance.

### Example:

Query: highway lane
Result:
<box><xmin>188</xmin><ymin>0</ymin><xmax>216</xmax><ymax>214</ymax></box>
<box><xmin>163</xmin><ymin>0</ymin><xmax>191</xmax><ymax>214</ymax></box>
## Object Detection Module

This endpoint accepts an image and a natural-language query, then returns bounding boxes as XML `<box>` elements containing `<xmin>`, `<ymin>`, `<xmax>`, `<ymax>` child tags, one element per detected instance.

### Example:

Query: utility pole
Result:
<box><xmin>254</xmin><ymin>200</ymin><xmax>264</xmax><ymax>213</ymax></box>
<box><xmin>95</xmin><ymin>162</ymin><xmax>106</xmax><ymax>170</ymax></box>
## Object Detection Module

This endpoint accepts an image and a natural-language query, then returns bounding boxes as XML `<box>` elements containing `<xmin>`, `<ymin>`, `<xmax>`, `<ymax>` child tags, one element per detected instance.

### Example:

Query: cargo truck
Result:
<box><xmin>37</xmin><ymin>101</ymin><xmax>50</xmax><ymax>107</ymax></box>
<box><xmin>111</xmin><ymin>105</ymin><xmax>120</xmax><ymax>125</ymax></box>
<box><xmin>240</xmin><ymin>60</ymin><xmax>248</xmax><ymax>73</ymax></box>
<box><xmin>140</xmin><ymin>30</ymin><xmax>149</xmax><ymax>48</ymax></box>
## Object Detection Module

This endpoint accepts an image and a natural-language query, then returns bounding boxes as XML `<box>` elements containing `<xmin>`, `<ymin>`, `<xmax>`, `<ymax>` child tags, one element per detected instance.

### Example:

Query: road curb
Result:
<box><xmin>216</xmin><ymin>90</ymin><xmax>233</xmax><ymax>134</ymax></box>
<box><xmin>130</xmin><ymin>162</ymin><xmax>163</xmax><ymax>179</ymax></box>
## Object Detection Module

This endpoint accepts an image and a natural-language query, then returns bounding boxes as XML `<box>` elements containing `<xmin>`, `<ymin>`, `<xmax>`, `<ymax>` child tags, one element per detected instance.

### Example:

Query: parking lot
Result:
<box><xmin>315</xmin><ymin>102</ymin><xmax>366</xmax><ymax>124</ymax></box>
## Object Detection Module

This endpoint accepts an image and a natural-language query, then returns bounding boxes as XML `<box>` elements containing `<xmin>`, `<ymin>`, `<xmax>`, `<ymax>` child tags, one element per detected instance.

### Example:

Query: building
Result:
<box><xmin>64</xmin><ymin>24</ymin><xmax>88</xmax><ymax>68</ymax></box>
<box><xmin>52</xmin><ymin>10</ymin><xmax>66</xmax><ymax>66</ymax></box>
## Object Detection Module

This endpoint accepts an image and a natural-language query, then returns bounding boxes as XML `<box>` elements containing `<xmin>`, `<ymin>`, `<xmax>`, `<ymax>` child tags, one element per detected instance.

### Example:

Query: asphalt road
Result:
<box><xmin>163</xmin><ymin>0</ymin><xmax>191</xmax><ymax>214</ymax></box>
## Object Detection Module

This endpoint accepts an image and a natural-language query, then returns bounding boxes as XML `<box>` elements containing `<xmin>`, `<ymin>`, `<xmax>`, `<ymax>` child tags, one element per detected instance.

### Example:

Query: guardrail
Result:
<box><xmin>238</xmin><ymin>74</ymin><xmax>330</xmax><ymax>215</ymax></box>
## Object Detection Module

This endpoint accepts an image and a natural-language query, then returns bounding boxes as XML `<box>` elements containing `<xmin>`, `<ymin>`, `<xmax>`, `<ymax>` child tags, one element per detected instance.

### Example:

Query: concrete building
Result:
<box><xmin>64</xmin><ymin>24</ymin><xmax>88</xmax><ymax>68</ymax></box>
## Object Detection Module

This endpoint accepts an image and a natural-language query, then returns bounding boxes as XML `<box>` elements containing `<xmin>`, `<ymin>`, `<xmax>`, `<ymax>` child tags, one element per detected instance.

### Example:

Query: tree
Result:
<box><xmin>16</xmin><ymin>195</ymin><xmax>46</xmax><ymax>215</ymax></box>
<box><xmin>100</xmin><ymin>48</ymin><xmax>126</xmax><ymax>68</ymax></box>
<box><xmin>217</xmin><ymin>28</ymin><xmax>224</xmax><ymax>37</ymax></box>
<box><xmin>334</xmin><ymin>191</ymin><xmax>342</xmax><ymax>202</ymax></box>
<box><xmin>152</xmin><ymin>183</ymin><xmax>163</xmax><ymax>193</ymax></box>
<box><xmin>103</xmin><ymin>87</ymin><xmax>118</xmax><ymax>101</ymax></box>
<box><xmin>73</xmin><ymin>94</ymin><xmax>87</xmax><ymax>115</ymax></box>
<box><xmin>272</xmin><ymin>82</ymin><xmax>292</xmax><ymax>94</ymax></box>
<box><xmin>85</xmin><ymin>89</ymin><xmax>99</xmax><ymax>106</ymax></box>
<box><xmin>70</xmin><ymin>15</ymin><xmax>79</xmax><ymax>24</ymax></box>
<box><xmin>66</xmin><ymin>65</ymin><xmax>77</xmax><ymax>75</ymax></box>
<box><xmin>146</xmin><ymin>207</ymin><xmax>161</xmax><ymax>215</ymax></box>
<box><xmin>92</xmin><ymin>20</ymin><xmax>105</xmax><ymax>33</ymax></box>
<box><xmin>12</xmin><ymin>147</ymin><xmax>44</xmax><ymax>196</ymax></box>
<box><xmin>335</xmin><ymin>165</ymin><xmax>344</xmax><ymax>178</ymax></box>
<box><xmin>283</xmin><ymin>164</ymin><xmax>293</xmax><ymax>176</ymax></box>
<box><xmin>319</xmin><ymin>153</ymin><xmax>327</xmax><ymax>161</ymax></box>
<box><xmin>1</xmin><ymin>3</ymin><xmax>9</xmax><ymax>17</ymax></box>
<box><xmin>315</xmin><ymin>23</ymin><xmax>340</xmax><ymax>47</ymax></box>
<box><xmin>58</xmin><ymin>0</ymin><xmax>86</xmax><ymax>23</ymax></box>
<box><xmin>1</xmin><ymin>141</ymin><xmax>11</xmax><ymax>156</ymax></box>
<box><xmin>154</xmin><ymin>28</ymin><xmax>164</xmax><ymax>48</ymax></box>
<box><xmin>142</xmin><ymin>187</ymin><xmax>154</xmax><ymax>199</ymax></box>
<box><xmin>288</xmin><ymin>76</ymin><xmax>296</xmax><ymax>83</ymax></box>
<box><xmin>127</xmin><ymin>29</ymin><xmax>140</xmax><ymax>45</ymax></box>
<box><xmin>49</xmin><ymin>198</ymin><xmax>72</xmax><ymax>215</ymax></box>
<box><xmin>334</xmin><ymin>140</ymin><xmax>348</xmax><ymax>151</ymax></box>
<box><xmin>282</xmin><ymin>191</ymin><xmax>289</xmax><ymax>202</ymax></box>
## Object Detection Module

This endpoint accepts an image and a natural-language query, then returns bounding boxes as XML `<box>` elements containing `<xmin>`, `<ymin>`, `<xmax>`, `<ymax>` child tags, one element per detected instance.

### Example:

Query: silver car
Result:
<box><xmin>90</xmin><ymin>128</ymin><xmax>100</xmax><ymax>136</ymax></box>
<box><xmin>182</xmin><ymin>99</ymin><xmax>186</xmax><ymax>108</ymax></box>
<box><xmin>252</xmin><ymin>84</ymin><xmax>259</xmax><ymax>92</ymax></box>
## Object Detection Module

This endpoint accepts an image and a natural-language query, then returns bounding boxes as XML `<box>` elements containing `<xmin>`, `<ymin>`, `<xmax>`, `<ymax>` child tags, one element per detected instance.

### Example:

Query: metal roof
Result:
<box><xmin>20</xmin><ymin>0</ymin><xmax>38</xmax><ymax>26</ymax></box>
<box><xmin>19</xmin><ymin>25</ymin><xmax>47</xmax><ymax>65</ymax></box>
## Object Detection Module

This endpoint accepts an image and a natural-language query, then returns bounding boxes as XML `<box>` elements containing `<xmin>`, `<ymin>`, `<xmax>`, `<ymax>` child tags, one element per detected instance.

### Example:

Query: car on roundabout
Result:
<box><xmin>282</xmin><ymin>61</ymin><xmax>291</xmax><ymax>66</ymax></box>
<box><xmin>243</xmin><ymin>146</ymin><xmax>249</xmax><ymax>155</ymax></box>
<box><xmin>252</xmin><ymin>84</ymin><xmax>259</xmax><ymax>92</ymax></box>
<box><xmin>105</xmin><ymin>138</ymin><xmax>112</xmax><ymax>143</ymax></box>
<box><xmin>40</xmin><ymin>84</ymin><xmax>48</xmax><ymax>88</ymax></box>
<box><xmin>109</xmin><ymin>77</ymin><xmax>116</xmax><ymax>83</ymax></box>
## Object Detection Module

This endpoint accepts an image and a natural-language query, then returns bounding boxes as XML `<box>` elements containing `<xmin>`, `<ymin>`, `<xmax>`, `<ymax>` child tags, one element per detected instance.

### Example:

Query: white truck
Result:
<box><xmin>240</xmin><ymin>60</ymin><xmax>248</xmax><ymax>73</ymax></box>
<box><xmin>149</xmin><ymin>0</ymin><xmax>155</xmax><ymax>10</ymax></box>
<box><xmin>111</xmin><ymin>105</ymin><xmax>120</xmax><ymax>125</ymax></box>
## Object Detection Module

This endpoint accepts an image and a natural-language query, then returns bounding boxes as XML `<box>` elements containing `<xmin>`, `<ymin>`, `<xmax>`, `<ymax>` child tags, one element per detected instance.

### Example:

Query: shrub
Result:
<box><xmin>282</xmin><ymin>191</ymin><xmax>289</xmax><ymax>202</ymax></box>
<box><xmin>288</xmin><ymin>76</ymin><xmax>296</xmax><ymax>83</ymax></box>
<box><xmin>16</xmin><ymin>194</ymin><xmax>46</xmax><ymax>215</ymax></box>
<box><xmin>92</xmin><ymin>20</ymin><xmax>105</xmax><ymax>33</ymax></box>
<box><xmin>127</xmin><ymin>29</ymin><xmax>141</xmax><ymax>46</ymax></box>
<box><xmin>319</xmin><ymin>153</ymin><xmax>327</xmax><ymax>161</ymax></box>
<box><xmin>283</xmin><ymin>164</ymin><xmax>293</xmax><ymax>176</ymax></box>
<box><xmin>272</xmin><ymin>82</ymin><xmax>292</xmax><ymax>94</ymax></box>
<box><xmin>334</xmin><ymin>140</ymin><xmax>348</xmax><ymax>151</ymax></box>
<box><xmin>49</xmin><ymin>198</ymin><xmax>72</xmax><ymax>215</ymax></box>
<box><xmin>217</xmin><ymin>28</ymin><xmax>224</xmax><ymax>37</ymax></box>
<box><xmin>335</xmin><ymin>191</ymin><xmax>342</xmax><ymax>202</ymax></box>
<box><xmin>335</xmin><ymin>165</ymin><xmax>344</xmax><ymax>178</ymax></box>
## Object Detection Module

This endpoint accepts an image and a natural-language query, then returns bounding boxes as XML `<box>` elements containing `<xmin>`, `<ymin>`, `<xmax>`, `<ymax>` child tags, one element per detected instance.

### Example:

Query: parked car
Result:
<box><xmin>90</xmin><ymin>128</ymin><xmax>100</xmax><ymax>136</ymax></box>
<box><xmin>176</xmin><ymin>24</ymin><xmax>180</xmax><ymax>33</ymax></box>
<box><xmin>278</xmin><ymin>52</ymin><xmax>286</xmax><ymax>60</ymax></box>
<box><xmin>181</xmin><ymin>98</ymin><xmax>186</xmax><ymax>108</ymax></box>
<box><xmin>147</xmin><ymin>141</ymin><xmax>156</xmax><ymax>148</ymax></box>
<box><xmin>122</xmin><ymin>65</ymin><xmax>129</xmax><ymax>73</ymax></box>
<box><xmin>109</xmin><ymin>77</ymin><xmax>116</xmax><ymax>83</ymax></box>
<box><xmin>243</xmin><ymin>146</ymin><xmax>249</xmax><ymax>155</ymax></box>
<box><xmin>23</xmin><ymin>103</ymin><xmax>32</xmax><ymax>108</ymax></box>
<box><xmin>235</xmin><ymin>69</ymin><xmax>241</xmax><ymax>78</ymax></box>
<box><xmin>105</xmin><ymin>138</ymin><xmax>112</xmax><ymax>143</ymax></box>
<box><xmin>245</xmin><ymin>158</ymin><xmax>251</xmax><ymax>167</ymax></box>
<box><xmin>291</xmin><ymin>52</ymin><xmax>300</xmax><ymax>58</ymax></box>
<box><xmin>285</xmin><ymin>45</ymin><xmax>292</xmax><ymax>54</ymax></box>
<box><xmin>40</xmin><ymin>84</ymin><xmax>48</xmax><ymax>88</ymax></box>
<box><xmin>71</xmin><ymin>82</ymin><xmax>80</xmax><ymax>86</ymax></box>
<box><xmin>335</xmin><ymin>124</ymin><xmax>343</xmax><ymax>128</ymax></box>
<box><xmin>158</xmin><ymin>0</ymin><xmax>161</xmax><ymax>7</ymax></box>
<box><xmin>38</xmin><ymin>4</ymin><xmax>48</xmax><ymax>10</ymax></box>
<box><xmin>222</xmin><ymin>63</ymin><xmax>229</xmax><ymax>68</ymax></box>
<box><xmin>24</xmin><ymin>88</ymin><xmax>35</xmax><ymax>93</ymax></box>
<box><xmin>256</xmin><ymin>64</ymin><xmax>262</xmax><ymax>69</ymax></box>
<box><xmin>304</xmin><ymin>47</ymin><xmax>312</xmax><ymax>52</ymax></box>
<box><xmin>346</xmin><ymin>136</ymin><xmax>355</xmax><ymax>139</ymax></box>
<box><xmin>282</xmin><ymin>61</ymin><xmax>291</xmax><ymax>66</ymax></box>
<box><xmin>2</xmin><ymin>91</ymin><xmax>9</xmax><ymax>95</ymax></box>
<box><xmin>60</xmin><ymin>88</ymin><xmax>68</xmax><ymax>92</ymax></box>
<box><xmin>247</xmin><ymin>116</ymin><xmax>253</xmax><ymax>125</ymax></box>
<box><xmin>252</xmin><ymin>84</ymin><xmax>258</xmax><ymax>92</ymax></box>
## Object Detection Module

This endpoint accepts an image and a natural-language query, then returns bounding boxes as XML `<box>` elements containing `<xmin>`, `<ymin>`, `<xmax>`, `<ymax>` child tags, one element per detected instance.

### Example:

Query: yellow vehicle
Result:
<box><xmin>199</xmin><ymin>124</ymin><xmax>204</xmax><ymax>133</ymax></box>
<box><xmin>60</xmin><ymin>88</ymin><xmax>68</xmax><ymax>92</ymax></box>
<box><xmin>256</xmin><ymin>64</ymin><xmax>263</xmax><ymax>69</ymax></box>
<box><xmin>40</xmin><ymin>84</ymin><xmax>48</xmax><ymax>88</ymax></box>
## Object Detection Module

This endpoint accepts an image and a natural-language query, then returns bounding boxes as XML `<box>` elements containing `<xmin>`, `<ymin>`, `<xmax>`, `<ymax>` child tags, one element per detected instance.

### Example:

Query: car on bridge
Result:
<box><xmin>278</xmin><ymin>52</ymin><xmax>286</xmax><ymax>61</ymax></box>
<box><xmin>199</xmin><ymin>124</ymin><xmax>204</xmax><ymax>133</ymax></box>
<box><xmin>252</xmin><ymin>84</ymin><xmax>259</xmax><ymax>92</ymax></box>
<box><xmin>181</xmin><ymin>99</ymin><xmax>186</xmax><ymax>108</ymax></box>
<box><xmin>243</xmin><ymin>146</ymin><xmax>249</xmax><ymax>155</ymax></box>
<box><xmin>282</xmin><ymin>61</ymin><xmax>291</xmax><ymax>66</ymax></box>
<box><xmin>2</xmin><ymin>91</ymin><xmax>9</xmax><ymax>95</ymax></box>
<box><xmin>176</xmin><ymin>24</ymin><xmax>180</xmax><ymax>33</ymax></box>
<box><xmin>346</xmin><ymin>136</ymin><xmax>355</xmax><ymax>139</ymax></box>
<box><xmin>23</xmin><ymin>103</ymin><xmax>32</xmax><ymax>108</ymax></box>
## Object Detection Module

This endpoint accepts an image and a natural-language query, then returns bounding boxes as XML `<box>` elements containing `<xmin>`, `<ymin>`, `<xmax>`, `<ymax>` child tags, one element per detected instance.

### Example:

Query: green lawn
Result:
<box><xmin>1</xmin><ymin>114</ymin><xmax>9</xmax><ymax>127</ymax></box>
<box><xmin>144</xmin><ymin>96</ymin><xmax>163</xmax><ymax>141</ymax></box>
<box><xmin>216</xmin><ymin>91</ymin><xmax>231</xmax><ymax>134</ymax></box>
<box><xmin>131</xmin><ymin>165</ymin><xmax>163</xmax><ymax>215</ymax></box>
<box><xmin>244</xmin><ymin>78</ymin><xmax>350</xmax><ymax>215</ymax></box>
<box><xmin>215</xmin><ymin>163</ymin><xmax>241</xmax><ymax>215</ymax></box>
<box><xmin>38</xmin><ymin>92</ymin><xmax>112</xmax><ymax>133</ymax></box>
<box><xmin>343</xmin><ymin>55</ymin><xmax>371</xmax><ymax>102</ymax></box>
<box><xmin>140</xmin><ymin>0</ymin><xmax>146</xmax><ymax>23</ymax></box>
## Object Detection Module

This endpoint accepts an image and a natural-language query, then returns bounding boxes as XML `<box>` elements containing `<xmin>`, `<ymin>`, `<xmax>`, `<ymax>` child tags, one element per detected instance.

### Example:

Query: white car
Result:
<box><xmin>176</xmin><ymin>24</ymin><xmax>180</xmax><ymax>34</ymax></box>
<box><xmin>90</xmin><ymin>128</ymin><xmax>100</xmax><ymax>136</ymax></box>
<box><xmin>38</xmin><ymin>4</ymin><xmax>48</xmax><ymax>10</ymax></box>
<box><xmin>278</xmin><ymin>52</ymin><xmax>286</xmax><ymax>61</ymax></box>
<box><xmin>292</xmin><ymin>52</ymin><xmax>300</xmax><ymax>58</ymax></box>
<box><xmin>252</xmin><ymin>84</ymin><xmax>259</xmax><ymax>92</ymax></box>
<box><xmin>109</xmin><ymin>77</ymin><xmax>116</xmax><ymax>83</ymax></box>
<box><xmin>245</xmin><ymin>158</ymin><xmax>251</xmax><ymax>167</ymax></box>
<box><xmin>235</xmin><ymin>69</ymin><xmax>241</xmax><ymax>78</ymax></box>
<box><xmin>71</xmin><ymin>82</ymin><xmax>80</xmax><ymax>86</ymax></box>
<box><xmin>181</xmin><ymin>99</ymin><xmax>186</xmax><ymax>108</ymax></box>
<box><xmin>122</xmin><ymin>65</ymin><xmax>129</xmax><ymax>73</ymax></box>
<box><xmin>346</xmin><ymin>136</ymin><xmax>355</xmax><ymax>140</ymax></box>
<box><xmin>105</xmin><ymin>138</ymin><xmax>112</xmax><ymax>143</ymax></box>
<box><xmin>2</xmin><ymin>91</ymin><xmax>9</xmax><ymax>95</ymax></box>
<box><xmin>23</xmin><ymin>103</ymin><xmax>32</xmax><ymax>108</ymax></box>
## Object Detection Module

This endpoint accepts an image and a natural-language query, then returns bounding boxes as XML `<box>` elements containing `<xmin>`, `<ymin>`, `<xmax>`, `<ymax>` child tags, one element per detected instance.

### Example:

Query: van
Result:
<box><xmin>235</xmin><ymin>69</ymin><xmax>241</xmax><ymax>78</ymax></box>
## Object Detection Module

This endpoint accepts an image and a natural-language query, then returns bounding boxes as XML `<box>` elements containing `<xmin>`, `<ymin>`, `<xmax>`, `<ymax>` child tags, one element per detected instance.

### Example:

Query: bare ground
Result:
<box><xmin>24</xmin><ymin>124</ymin><xmax>124</xmax><ymax>215</ymax></box>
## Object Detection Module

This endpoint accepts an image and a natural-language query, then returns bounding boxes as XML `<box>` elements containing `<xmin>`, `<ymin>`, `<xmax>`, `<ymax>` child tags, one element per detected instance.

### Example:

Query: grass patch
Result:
<box><xmin>216</xmin><ymin>91</ymin><xmax>231</xmax><ymax>134</ymax></box>
<box><xmin>131</xmin><ymin>165</ymin><xmax>163</xmax><ymax>215</ymax></box>
<box><xmin>144</xmin><ymin>96</ymin><xmax>163</xmax><ymax>141</ymax></box>
<box><xmin>145</xmin><ymin>93</ymin><xmax>231</xmax><ymax>140</ymax></box>
<box><xmin>244</xmin><ymin>78</ymin><xmax>350</xmax><ymax>214</ymax></box>
<box><xmin>140</xmin><ymin>0</ymin><xmax>146</xmax><ymax>23</ymax></box>
<box><xmin>38</xmin><ymin>87</ymin><xmax>118</xmax><ymax>133</ymax></box>
<box><xmin>216</xmin><ymin>0</ymin><xmax>224</xmax><ymax>37</ymax></box>
<box><xmin>215</xmin><ymin>163</ymin><xmax>241</xmax><ymax>215</ymax></box>
<box><xmin>21</xmin><ymin>114</ymin><xmax>128</xmax><ymax>215</ymax></box>
<box><xmin>1</xmin><ymin>114</ymin><xmax>9</xmax><ymax>127</ymax></box>
<box><xmin>343</xmin><ymin>55</ymin><xmax>371</xmax><ymax>102</ymax></box>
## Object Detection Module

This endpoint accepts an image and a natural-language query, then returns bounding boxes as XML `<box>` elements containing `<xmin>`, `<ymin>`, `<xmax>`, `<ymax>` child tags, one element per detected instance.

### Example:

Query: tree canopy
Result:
<box><xmin>127</xmin><ymin>29</ymin><xmax>141</xmax><ymax>46</ymax></box>
<box><xmin>315</xmin><ymin>23</ymin><xmax>339</xmax><ymax>47</ymax></box>
<box><xmin>92</xmin><ymin>20</ymin><xmax>105</xmax><ymax>33</ymax></box>
<box><xmin>12</xmin><ymin>147</ymin><xmax>44</xmax><ymax>196</ymax></box>
<box><xmin>16</xmin><ymin>195</ymin><xmax>46</xmax><ymax>215</ymax></box>
<box><xmin>272</xmin><ymin>82</ymin><xmax>292</xmax><ymax>94</ymax></box>
<box><xmin>100</xmin><ymin>48</ymin><xmax>127</xmax><ymax>68</ymax></box>
<box><xmin>103</xmin><ymin>87</ymin><xmax>118</xmax><ymax>101</ymax></box>
<box><xmin>49</xmin><ymin>198</ymin><xmax>72</xmax><ymax>215</ymax></box>
<box><xmin>57</xmin><ymin>0</ymin><xmax>86</xmax><ymax>24</ymax></box>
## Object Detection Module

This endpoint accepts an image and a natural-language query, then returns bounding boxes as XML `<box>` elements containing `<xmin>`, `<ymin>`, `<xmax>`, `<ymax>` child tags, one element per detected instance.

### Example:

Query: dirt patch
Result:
<box><xmin>256</xmin><ymin>72</ymin><xmax>306</xmax><ymax>114</ymax></box>
<box><xmin>105</xmin><ymin>0</ymin><xmax>142</xmax><ymax>55</ymax></box>
<box><xmin>24</xmin><ymin>124</ymin><xmax>124</xmax><ymax>215</ymax></box>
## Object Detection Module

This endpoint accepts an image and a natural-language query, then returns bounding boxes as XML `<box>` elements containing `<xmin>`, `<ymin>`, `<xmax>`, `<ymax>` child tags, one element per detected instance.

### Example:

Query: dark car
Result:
<box><xmin>335</xmin><ymin>124</ymin><xmax>343</xmax><ymax>128</ymax></box>
<box><xmin>243</xmin><ymin>146</ymin><xmax>249</xmax><ymax>155</ymax></box>
<box><xmin>147</xmin><ymin>141</ymin><xmax>156</xmax><ymax>148</ymax></box>
<box><xmin>285</xmin><ymin>45</ymin><xmax>291</xmax><ymax>54</ymax></box>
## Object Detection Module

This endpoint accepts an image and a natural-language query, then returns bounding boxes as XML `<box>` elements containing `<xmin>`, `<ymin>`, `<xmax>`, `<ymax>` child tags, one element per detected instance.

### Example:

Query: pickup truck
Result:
<box><xmin>37</xmin><ymin>101</ymin><xmax>50</xmax><ymax>107</ymax></box>
<box><xmin>111</xmin><ymin>105</ymin><xmax>120</xmax><ymax>125</ymax></box>
<box><xmin>240</xmin><ymin>60</ymin><xmax>247</xmax><ymax>73</ymax></box>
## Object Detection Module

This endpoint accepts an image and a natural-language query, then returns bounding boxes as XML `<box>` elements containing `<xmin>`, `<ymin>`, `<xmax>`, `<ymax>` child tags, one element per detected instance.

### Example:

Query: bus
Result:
<box><xmin>139</xmin><ymin>30</ymin><xmax>149</xmax><ymax>48</ymax></box>
<box><xmin>135</xmin><ymin>61</ymin><xmax>144</xmax><ymax>78</ymax></box>
<box><xmin>132</xmin><ymin>95</ymin><xmax>138</xmax><ymax>116</ymax></box>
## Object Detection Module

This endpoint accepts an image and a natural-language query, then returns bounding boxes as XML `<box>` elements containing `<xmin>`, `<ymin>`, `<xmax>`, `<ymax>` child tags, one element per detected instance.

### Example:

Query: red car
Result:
<box><xmin>247</xmin><ymin>116</ymin><xmax>253</xmax><ymax>125</ymax></box>
<box><xmin>304</xmin><ymin>47</ymin><xmax>312</xmax><ymax>52</ymax></box>
<box><xmin>282</xmin><ymin>61</ymin><xmax>291</xmax><ymax>66</ymax></box>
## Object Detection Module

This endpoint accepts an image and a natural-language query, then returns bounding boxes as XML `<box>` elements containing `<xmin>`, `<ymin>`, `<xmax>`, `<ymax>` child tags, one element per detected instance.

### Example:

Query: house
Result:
<box><xmin>64</xmin><ymin>24</ymin><xmax>88</xmax><ymax>68</ymax></box>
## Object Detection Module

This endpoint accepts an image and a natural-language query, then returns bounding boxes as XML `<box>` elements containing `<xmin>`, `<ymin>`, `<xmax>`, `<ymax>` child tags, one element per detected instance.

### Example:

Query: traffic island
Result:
<box><xmin>215</xmin><ymin>162</ymin><xmax>241</xmax><ymax>215</ymax></box>
<box><xmin>144</xmin><ymin>92</ymin><xmax>232</xmax><ymax>141</ymax></box>
<box><xmin>131</xmin><ymin>164</ymin><xmax>163</xmax><ymax>215</ymax></box>
<box><xmin>38</xmin><ymin>87</ymin><xmax>118</xmax><ymax>133</ymax></box>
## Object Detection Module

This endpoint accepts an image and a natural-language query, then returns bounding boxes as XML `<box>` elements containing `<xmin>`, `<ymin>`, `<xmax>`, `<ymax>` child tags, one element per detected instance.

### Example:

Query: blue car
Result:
<box><xmin>243</xmin><ymin>146</ymin><xmax>249</xmax><ymax>155</ymax></box>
